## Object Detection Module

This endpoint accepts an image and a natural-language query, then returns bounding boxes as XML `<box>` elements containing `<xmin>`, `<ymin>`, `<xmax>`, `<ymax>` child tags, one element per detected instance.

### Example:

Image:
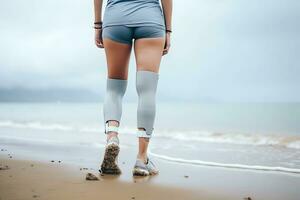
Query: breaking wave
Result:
<box><xmin>1</xmin><ymin>120</ymin><xmax>300</xmax><ymax>149</ymax></box>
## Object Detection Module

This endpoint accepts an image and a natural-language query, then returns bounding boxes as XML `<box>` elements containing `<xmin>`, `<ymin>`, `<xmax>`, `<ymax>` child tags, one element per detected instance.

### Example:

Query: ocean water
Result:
<box><xmin>0</xmin><ymin>102</ymin><xmax>300</xmax><ymax>174</ymax></box>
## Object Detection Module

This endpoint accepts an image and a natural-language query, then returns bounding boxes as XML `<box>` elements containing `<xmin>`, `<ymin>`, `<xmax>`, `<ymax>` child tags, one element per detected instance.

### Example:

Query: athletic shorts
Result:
<box><xmin>102</xmin><ymin>25</ymin><xmax>165</xmax><ymax>45</ymax></box>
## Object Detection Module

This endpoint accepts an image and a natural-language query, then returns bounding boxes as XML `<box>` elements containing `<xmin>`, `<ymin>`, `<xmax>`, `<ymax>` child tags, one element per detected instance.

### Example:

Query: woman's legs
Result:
<box><xmin>103</xmin><ymin>38</ymin><xmax>132</xmax><ymax>139</ymax></box>
<box><xmin>134</xmin><ymin>37</ymin><xmax>165</xmax><ymax>163</ymax></box>
<box><xmin>101</xmin><ymin>25</ymin><xmax>165</xmax><ymax>175</ymax></box>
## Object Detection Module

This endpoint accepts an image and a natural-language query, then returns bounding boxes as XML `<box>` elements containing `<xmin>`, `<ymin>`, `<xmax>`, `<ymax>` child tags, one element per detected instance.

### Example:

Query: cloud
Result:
<box><xmin>0</xmin><ymin>0</ymin><xmax>299</xmax><ymax>102</ymax></box>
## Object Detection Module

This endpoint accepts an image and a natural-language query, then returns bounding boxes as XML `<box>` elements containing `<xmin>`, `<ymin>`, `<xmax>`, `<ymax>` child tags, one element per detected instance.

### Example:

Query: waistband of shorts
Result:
<box><xmin>102</xmin><ymin>22</ymin><xmax>166</xmax><ymax>30</ymax></box>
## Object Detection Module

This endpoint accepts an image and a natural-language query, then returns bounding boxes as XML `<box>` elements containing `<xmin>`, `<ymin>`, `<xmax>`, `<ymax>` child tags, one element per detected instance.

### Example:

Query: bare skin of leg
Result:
<box><xmin>134</xmin><ymin>37</ymin><xmax>165</xmax><ymax>163</ymax></box>
<box><xmin>103</xmin><ymin>38</ymin><xmax>132</xmax><ymax>140</ymax></box>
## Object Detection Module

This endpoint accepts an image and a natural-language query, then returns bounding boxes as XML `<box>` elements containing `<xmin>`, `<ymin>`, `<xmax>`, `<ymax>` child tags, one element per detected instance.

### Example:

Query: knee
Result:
<box><xmin>136</xmin><ymin>70</ymin><xmax>159</xmax><ymax>95</ymax></box>
<box><xmin>106</xmin><ymin>78</ymin><xmax>128</xmax><ymax>96</ymax></box>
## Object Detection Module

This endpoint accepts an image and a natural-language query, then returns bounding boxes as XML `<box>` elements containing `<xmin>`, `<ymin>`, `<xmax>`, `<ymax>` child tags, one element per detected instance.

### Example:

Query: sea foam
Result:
<box><xmin>149</xmin><ymin>151</ymin><xmax>300</xmax><ymax>174</ymax></box>
<box><xmin>1</xmin><ymin>120</ymin><xmax>300</xmax><ymax>149</ymax></box>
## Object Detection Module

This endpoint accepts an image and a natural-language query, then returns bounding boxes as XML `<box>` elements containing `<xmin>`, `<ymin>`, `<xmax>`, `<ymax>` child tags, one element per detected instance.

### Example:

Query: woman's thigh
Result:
<box><xmin>103</xmin><ymin>26</ymin><xmax>133</xmax><ymax>80</ymax></box>
<box><xmin>133</xmin><ymin>27</ymin><xmax>165</xmax><ymax>73</ymax></box>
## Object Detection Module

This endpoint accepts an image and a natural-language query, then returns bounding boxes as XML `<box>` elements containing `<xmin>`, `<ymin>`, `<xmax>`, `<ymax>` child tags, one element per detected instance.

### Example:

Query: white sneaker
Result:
<box><xmin>132</xmin><ymin>157</ymin><xmax>159</xmax><ymax>176</ymax></box>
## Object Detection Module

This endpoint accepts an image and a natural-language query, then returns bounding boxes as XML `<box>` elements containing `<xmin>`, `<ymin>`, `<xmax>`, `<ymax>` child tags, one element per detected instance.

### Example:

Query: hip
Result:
<box><xmin>102</xmin><ymin>25</ymin><xmax>166</xmax><ymax>45</ymax></box>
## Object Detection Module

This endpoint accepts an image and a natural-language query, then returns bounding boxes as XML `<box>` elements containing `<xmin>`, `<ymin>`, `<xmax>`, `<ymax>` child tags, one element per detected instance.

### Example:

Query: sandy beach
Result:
<box><xmin>1</xmin><ymin>145</ymin><xmax>300</xmax><ymax>200</ymax></box>
<box><xmin>0</xmin><ymin>156</ymin><xmax>225</xmax><ymax>200</ymax></box>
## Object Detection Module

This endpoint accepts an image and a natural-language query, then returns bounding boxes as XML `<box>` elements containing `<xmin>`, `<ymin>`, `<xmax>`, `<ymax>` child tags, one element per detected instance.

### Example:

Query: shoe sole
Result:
<box><xmin>100</xmin><ymin>144</ymin><xmax>121</xmax><ymax>175</ymax></box>
<box><xmin>132</xmin><ymin>168</ymin><xmax>150</xmax><ymax>176</ymax></box>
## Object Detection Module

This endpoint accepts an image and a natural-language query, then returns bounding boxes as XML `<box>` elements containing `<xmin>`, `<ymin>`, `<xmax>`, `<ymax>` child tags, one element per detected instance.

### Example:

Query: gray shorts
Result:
<box><xmin>102</xmin><ymin>25</ymin><xmax>165</xmax><ymax>45</ymax></box>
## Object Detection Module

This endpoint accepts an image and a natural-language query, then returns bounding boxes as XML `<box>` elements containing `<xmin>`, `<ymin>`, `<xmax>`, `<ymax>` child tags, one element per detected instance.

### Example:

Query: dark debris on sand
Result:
<box><xmin>86</xmin><ymin>173</ymin><xmax>99</xmax><ymax>181</ymax></box>
<box><xmin>244</xmin><ymin>197</ymin><xmax>252</xmax><ymax>200</ymax></box>
<box><xmin>0</xmin><ymin>165</ymin><xmax>10</xmax><ymax>170</ymax></box>
<box><xmin>50</xmin><ymin>160</ymin><xmax>62</xmax><ymax>163</ymax></box>
<box><xmin>184</xmin><ymin>175</ymin><xmax>189</xmax><ymax>178</ymax></box>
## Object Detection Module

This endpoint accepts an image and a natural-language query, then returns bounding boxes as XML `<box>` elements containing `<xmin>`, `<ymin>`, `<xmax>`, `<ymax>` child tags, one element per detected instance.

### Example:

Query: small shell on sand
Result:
<box><xmin>86</xmin><ymin>173</ymin><xmax>99</xmax><ymax>181</ymax></box>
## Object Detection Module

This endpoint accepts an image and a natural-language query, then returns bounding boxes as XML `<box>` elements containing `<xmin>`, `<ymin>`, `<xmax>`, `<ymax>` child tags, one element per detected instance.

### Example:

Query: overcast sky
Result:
<box><xmin>0</xmin><ymin>0</ymin><xmax>299</xmax><ymax>102</ymax></box>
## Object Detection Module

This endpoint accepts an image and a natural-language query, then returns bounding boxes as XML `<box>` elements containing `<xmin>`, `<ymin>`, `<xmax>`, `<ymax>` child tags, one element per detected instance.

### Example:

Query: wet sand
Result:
<box><xmin>1</xmin><ymin>145</ymin><xmax>300</xmax><ymax>200</ymax></box>
<box><xmin>0</xmin><ymin>156</ymin><xmax>226</xmax><ymax>200</ymax></box>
